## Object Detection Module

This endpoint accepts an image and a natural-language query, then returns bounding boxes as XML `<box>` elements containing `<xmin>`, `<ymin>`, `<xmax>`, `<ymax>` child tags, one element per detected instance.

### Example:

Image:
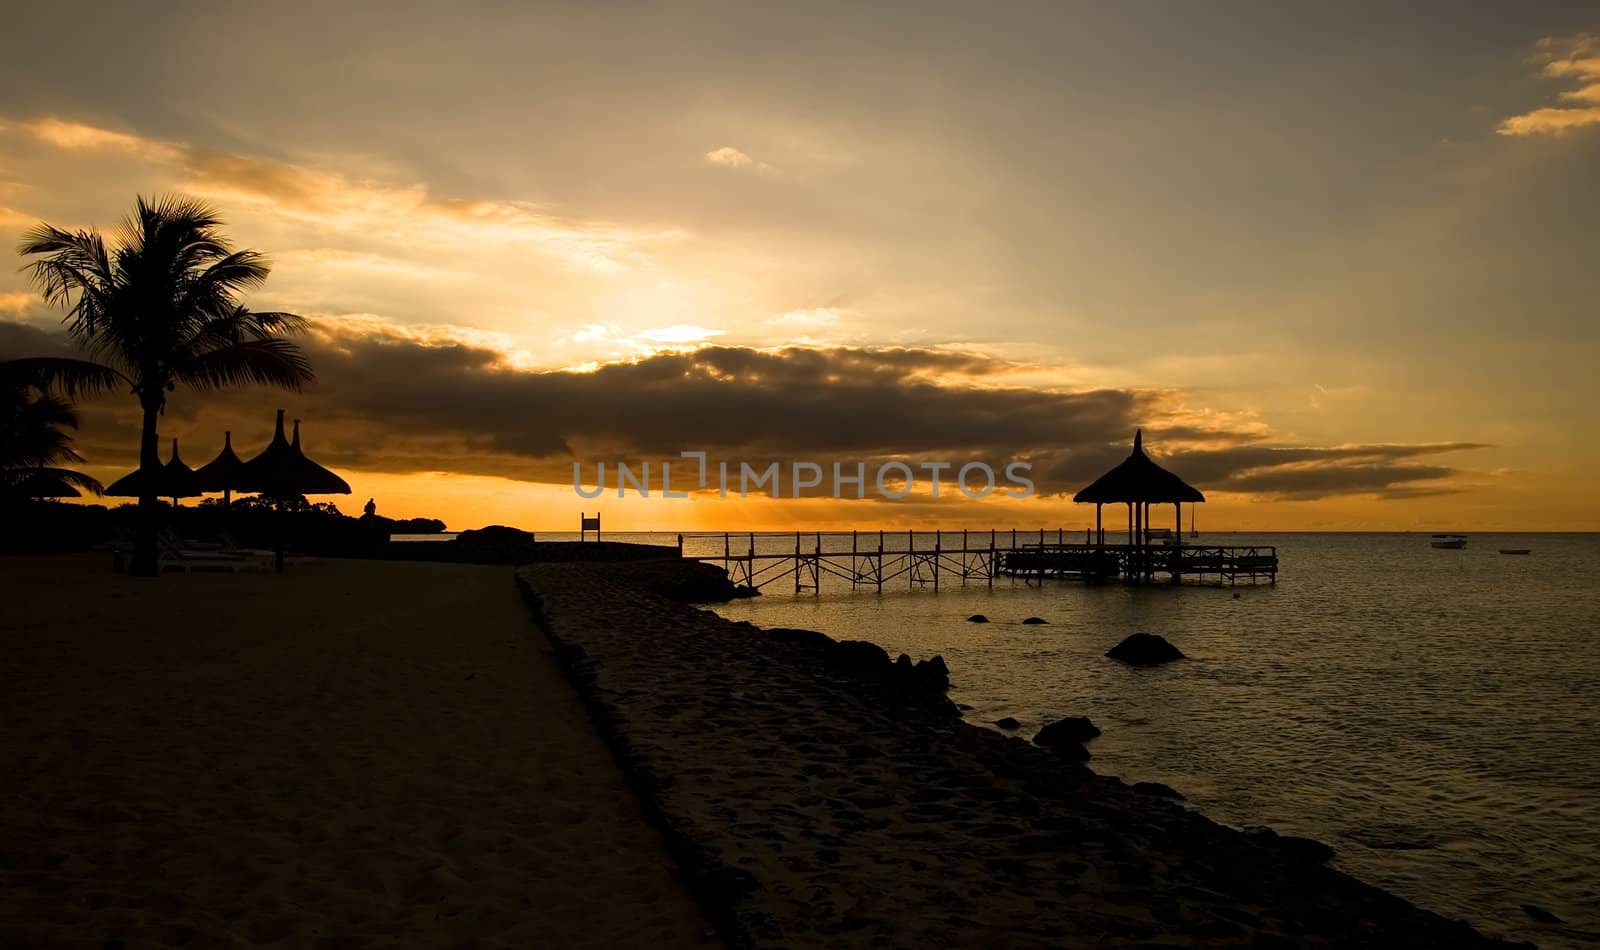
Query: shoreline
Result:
<box><xmin>520</xmin><ymin>560</ymin><xmax>1524</xmax><ymax>948</ymax></box>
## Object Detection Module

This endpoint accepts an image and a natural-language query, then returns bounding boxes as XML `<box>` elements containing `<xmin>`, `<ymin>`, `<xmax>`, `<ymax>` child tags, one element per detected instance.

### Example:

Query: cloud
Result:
<box><xmin>7</xmin><ymin>116</ymin><xmax>681</xmax><ymax>272</ymax></box>
<box><xmin>1499</xmin><ymin>34</ymin><xmax>1600</xmax><ymax>136</ymax></box>
<box><xmin>0</xmin><ymin>317</ymin><xmax>1483</xmax><ymax>502</ymax></box>
<box><xmin>705</xmin><ymin>146</ymin><xmax>775</xmax><ymax>175</ymax></box>
<box><xmin>22</xmin><ymin>117</ymin><xmax>185</xmax><ymax>162</ymax></box>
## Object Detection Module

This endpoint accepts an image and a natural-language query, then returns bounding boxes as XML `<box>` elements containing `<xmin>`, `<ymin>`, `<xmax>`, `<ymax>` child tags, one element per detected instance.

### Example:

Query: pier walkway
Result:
<box><xmin>691</xmin><ymin>530</ymin><xmax>1277</xmax><ymax>594</ymax></box>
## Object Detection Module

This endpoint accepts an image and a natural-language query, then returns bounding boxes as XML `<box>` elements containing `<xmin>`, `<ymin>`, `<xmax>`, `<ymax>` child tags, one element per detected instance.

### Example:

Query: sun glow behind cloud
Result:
<box><xmin>1</xmin><ymin>0</ymin><xmax>1598</xmax><ymax>533</ymax></box>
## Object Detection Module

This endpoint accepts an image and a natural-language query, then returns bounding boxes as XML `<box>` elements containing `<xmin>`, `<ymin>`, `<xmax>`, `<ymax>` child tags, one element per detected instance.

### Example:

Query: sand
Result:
<box><xmin>520</xmin><ymin>562</ymin><xmax>1522</xmax><ymax>949</ymax></box>
<box><xmin>0</xmin><ymin>555</ymin><xmax>715</xmax><ymax>949</ymax></box>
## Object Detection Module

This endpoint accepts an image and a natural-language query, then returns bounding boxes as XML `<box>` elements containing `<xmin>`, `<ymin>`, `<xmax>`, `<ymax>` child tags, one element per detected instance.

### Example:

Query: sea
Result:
<box><xmin>417</xmin><ymin>528</ymin><xmax>1600</xmax><ymax>945</ymax></box>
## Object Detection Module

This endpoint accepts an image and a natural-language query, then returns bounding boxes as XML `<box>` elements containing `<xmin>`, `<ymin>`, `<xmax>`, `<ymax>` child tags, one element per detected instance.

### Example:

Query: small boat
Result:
<box><xmin>1498</xmin><ymin>548</ymin><xmax>1531</xmax><ymax>556</ymax></box>
<box><xmin>1430</xmin><ymin>534</ymin><xmax>1467</xmax><ymax>549</ymax></box>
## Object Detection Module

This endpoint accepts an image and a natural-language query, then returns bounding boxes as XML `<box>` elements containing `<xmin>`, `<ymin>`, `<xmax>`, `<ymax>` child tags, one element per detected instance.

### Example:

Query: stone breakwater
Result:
<box><xmin>517</xmin><ymin>563</ymin><xmax>1523</xmax><ymax>949</ymax></box>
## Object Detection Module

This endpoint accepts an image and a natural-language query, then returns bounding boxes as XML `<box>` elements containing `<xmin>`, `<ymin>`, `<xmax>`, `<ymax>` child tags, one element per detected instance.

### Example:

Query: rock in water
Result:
<box><xmin>995</xmin><ymin>716</ymin><xmax>1020</xmax><ymax>730</ymax></box>
<box><xmin>1131</xmin><ymin>781</ymin><xmax>1184</xmax><ymax>800</ymax></box>
<box><xmin>1035</xmin><ymin>716</ymin><xmax>1100</xmax><ymax>745</ymax></box>
<box><xmin>1521</xmin><ymin>904</ymin><xmax>1563</xmax><ymax>924</ymax></box>
<box><xmin>1247</xmin><ymin>827</ymin><xmax>1335</xmax><ymax>864</ymax></box>
<box><xmin>967</xmin><ymin>614</ymin><xmax>990</xmax><ymax>623</ymax></box>
<box><xmin>1020</xmin><ymin>616</ymin><xmax>1048</xmax><ymax>625</ymax></box>
<box><xmin>764</xmin><ymin>627</ymin><xmax>835</xmax><ymax>651</ymax></box>
<box><xmin>1106</xmin><ymin>632</ymin><xmax>1185</xmax><ymax>666</ymax></box>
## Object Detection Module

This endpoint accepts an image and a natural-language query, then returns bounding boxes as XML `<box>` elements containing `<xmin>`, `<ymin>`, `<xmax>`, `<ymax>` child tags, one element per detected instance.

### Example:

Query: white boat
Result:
<box><xmin>1430</xmin><ymin>534</ymin><xmax>1467</xmax><ymax>549</ymax></box>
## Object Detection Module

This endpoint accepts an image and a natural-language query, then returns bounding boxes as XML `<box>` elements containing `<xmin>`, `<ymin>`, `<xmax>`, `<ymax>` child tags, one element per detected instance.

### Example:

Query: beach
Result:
<box><xmin>0</xmin><ymin>555</ymin><xmax>714</xmax><ymax>948</ymax></box>
<box><xmin>520</xmin><ymin>560</ymin><xmax>1520</xmax><ymax>948</ymax></box>
<box><xmin>1</xmin><ymin>552</ymin><xmax>1527</xmax><ymax>948</ymax></box>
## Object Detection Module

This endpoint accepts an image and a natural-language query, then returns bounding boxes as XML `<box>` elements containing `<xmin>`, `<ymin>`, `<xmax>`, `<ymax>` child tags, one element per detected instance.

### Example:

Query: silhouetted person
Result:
<box><xmin>363</xmin><ymin>498</ymin><xmax>376</xmax><ymax>518</ymax></box>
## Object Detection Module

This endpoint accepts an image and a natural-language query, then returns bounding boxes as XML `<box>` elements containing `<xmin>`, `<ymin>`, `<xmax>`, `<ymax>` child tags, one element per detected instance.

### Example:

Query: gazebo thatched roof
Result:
<box><xmin>194</xmin><ymin>431</ymin><xmax>247</xmax><ymax>493</ymax></box>
<box><xmin>1073</xmin><ymin>430</ymin><xmax>1204</xmax><ymax>504</ymax></box>
<box><xmin>105</xmin><ymin>438</ymin><xmax>203</xmax><ymax>499</ymax></box>
<box><xmin>238</xmin><ymin>410</ymin><xmax>351</xmax><ymax>497</ymax></box>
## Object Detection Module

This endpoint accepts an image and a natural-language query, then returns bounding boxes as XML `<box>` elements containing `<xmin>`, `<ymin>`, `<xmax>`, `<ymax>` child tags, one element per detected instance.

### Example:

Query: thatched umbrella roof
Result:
<box><xmin>1073</xmin><ymin>430</ymin><xmax>1204</xmax><ymax>504</ymax></box>
<box><xmin>106</xmin><ymin>438</ymin><xmax>203</xmax><ymax>500</ymax></box>
<box><xmin>194</xmin><ymin>431</ymin><xmax>247</xmax><ymax>493</ymax></box>
<box><xmin>238</xmin><ymin>409</ymin><xmax>351</xmax><ymax>497</ymax></box>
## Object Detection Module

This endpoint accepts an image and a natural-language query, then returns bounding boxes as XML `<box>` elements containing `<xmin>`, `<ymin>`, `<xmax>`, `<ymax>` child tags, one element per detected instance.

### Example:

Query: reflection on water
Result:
<box><xmin>697</xmin><ymin>532</ymin><xmax>1600</xmax><ymax>946</ymax></box>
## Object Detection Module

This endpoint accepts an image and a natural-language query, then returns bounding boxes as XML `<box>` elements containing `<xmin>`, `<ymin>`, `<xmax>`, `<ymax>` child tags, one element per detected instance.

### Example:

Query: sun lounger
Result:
<box><xmin>157</xmin><ymin>534</ymin><xmax>271</xmax><ymax>573</ymax></box>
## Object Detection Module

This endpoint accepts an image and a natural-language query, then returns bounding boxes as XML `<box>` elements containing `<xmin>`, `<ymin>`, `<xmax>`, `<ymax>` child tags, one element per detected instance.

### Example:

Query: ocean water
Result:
<box><xmin>674</xmin><ymin>530</ymin><xmax>1600</xmax><ymax>947</ymax></box>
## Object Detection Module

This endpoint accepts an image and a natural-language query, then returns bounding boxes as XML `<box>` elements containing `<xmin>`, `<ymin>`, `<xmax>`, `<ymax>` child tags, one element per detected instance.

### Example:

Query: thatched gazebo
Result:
<box><xmin>194</xmin><ymin>431</ymin><xmax>247</xmax><ymax>506</ymax></box>
<box><xmin>238</xmin><ymin>409</ymin><xmax>351</xmax><ymax>572</ymax></box>
<box><xmin>1073</xmin><ymin>429</ymin><xmax>1203</xmax><ymax>550</ymax></box>
<box><xmin>106</xmin><ymin>438</ymin><xmax>203</xmax><ymax>507</ymax></box>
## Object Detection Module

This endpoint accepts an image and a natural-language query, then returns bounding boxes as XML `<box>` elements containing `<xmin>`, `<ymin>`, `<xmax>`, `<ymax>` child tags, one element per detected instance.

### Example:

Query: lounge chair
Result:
<box><xmin>156</xmin><ymin>533</ymin><xmax>271</xmax><ymax>574</ymax></box>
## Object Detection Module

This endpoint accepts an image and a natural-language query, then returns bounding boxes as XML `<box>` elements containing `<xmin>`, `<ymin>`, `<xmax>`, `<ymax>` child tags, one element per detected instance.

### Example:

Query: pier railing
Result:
<box><xmin>691</xmin><ymin>529</ymin><xmax>1277</xmax><ymax>594</ymax></box>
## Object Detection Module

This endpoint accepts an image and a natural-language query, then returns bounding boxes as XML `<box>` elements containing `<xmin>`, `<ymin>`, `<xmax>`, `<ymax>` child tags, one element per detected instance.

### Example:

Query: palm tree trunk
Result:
<box><xmin>131</xmin><ymin>403</ymin><xmax>161</xmax><ymax>577</ymax></box>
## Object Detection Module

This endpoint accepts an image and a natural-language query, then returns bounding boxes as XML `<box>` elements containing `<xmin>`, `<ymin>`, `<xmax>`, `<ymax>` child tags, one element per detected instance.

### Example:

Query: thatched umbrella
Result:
<box><xmin>1073</xmin><ymin>429</ymin><xmax>1204</xmax><ymax>554</ymax></box>
<box><xmin>106</xmin><ymin>438</ymin><xmax>203</xmax><ymax>507</ymax></box>
<box><xmin>238</xmin><ymin>409</ymin><xmax>351</xmax><ymax>571</ymax></box>
<box><xmin>194</xmin><ymin>431</ymin><xmax>247</xmax><ymax>506</ymax></box>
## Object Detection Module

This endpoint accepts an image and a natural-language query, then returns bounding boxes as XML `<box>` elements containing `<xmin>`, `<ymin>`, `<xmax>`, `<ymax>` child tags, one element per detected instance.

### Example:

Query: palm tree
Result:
<box><xmin>13</xmin><ymin>195</ymin><xmax>314</xmax><ymax>575</ymax></box>
<box><xmin>0</xmin><ymin>364</ymin><xmax>104</xmax><ymax>502</ymax></box>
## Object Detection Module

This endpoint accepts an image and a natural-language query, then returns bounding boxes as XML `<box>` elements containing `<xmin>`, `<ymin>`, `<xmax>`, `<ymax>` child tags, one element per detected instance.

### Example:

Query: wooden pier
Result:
<box><xmin>695</xmin><ymin>529</ymin><xmax>1277</xmax><ymax>594</ymax></box>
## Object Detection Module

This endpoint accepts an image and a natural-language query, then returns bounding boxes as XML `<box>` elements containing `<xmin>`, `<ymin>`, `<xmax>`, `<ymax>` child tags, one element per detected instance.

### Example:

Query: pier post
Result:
<box><xmin>989</xmin><ymin>529</ymin><xmax>995</xmax><ymax>589</ymax></box>
<box><xmin>961</xmin><ymin>528</ymin><xmax>969</xmax><ymax>584</ymax></box>
<box><xmin>908</xmin><ymin>529</ymin><xmax>914</xmax><ymax>588</ymax></box>
<box><xmin>852</xmin><ymin>529</ymin><xmax>859</xmax><ymax>590</ymax></box>
<box><xmin>878</xmin><ymin>529</ymin><xmax>884</xmax><ymax>593</ymax></box>
<box><xmin>934</xmin><ymin>532</ymin><xmax>941</xmax><ymax>591</ymax></box>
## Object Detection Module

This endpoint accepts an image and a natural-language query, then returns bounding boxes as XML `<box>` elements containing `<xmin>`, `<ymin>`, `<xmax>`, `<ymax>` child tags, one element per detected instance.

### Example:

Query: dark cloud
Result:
<box><xmin>0</xmin><ymin>318</ymin><xmax>1484</xmax><ymax>500</ymax></box>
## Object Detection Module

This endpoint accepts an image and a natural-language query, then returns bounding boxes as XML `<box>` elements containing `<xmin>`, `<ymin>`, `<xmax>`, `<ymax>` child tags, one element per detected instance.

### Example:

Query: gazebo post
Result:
<box><xmin>1095</xmin><ymin>503</ymin><xmax>1103</xmax><ymax>547</ymax></box>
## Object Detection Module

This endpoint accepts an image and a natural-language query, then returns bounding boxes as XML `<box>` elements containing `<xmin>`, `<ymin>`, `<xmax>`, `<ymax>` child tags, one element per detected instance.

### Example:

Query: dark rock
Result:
<box><xmin>833</xmin><ymin>640</ymin><xmax>892</xmax><ymax>676</ymax></box>
<box><xmin>1247</xmin><ymin>827</ymin><xmax>1335</xmax><ymax>864</ymax></box>
<box><xmin>1035</xmin><ymin>716</ymin><xmax>1100</xmax><ymax>745</ymax></box>
<box><xmin>1033</xmin><ymin>717</ymin><xmax>1094</xmax><ymax>761</ymax></box>
<box><xmin>1131</xmin><ymin>781</ymin><xmax>1185</xmax><ymax>800</ymax></box>
<box><xmin>612</xmin><ymin>559</ymin><xmax>745</xmax><ymax>603</ymax></box>
<box><xmin>913</xmin><ymin>655</ymin><xmax>950</xmax><ymax>692</ymax></box>
<box><xmin>1278</xmin><ymin>835</ymin><xmax>1336</xmax><ymax>864</ymax></box>
<box><xmin>765</xmin><ymin>627</ymin><xmax>835</xmax><ymax>651</ymax></box>
<box><xmin>1020</xmin><ymin>616</ymin><xmax>1048</xmax><ymax>625</ymax></box>
<box><xmin>1106</xmin><ymin>632</ymin><xmax>1185</xmax><ymax>666</ymax></box>
<box><xmin>454</xmin><ymin>524</ymin><xmax>534</xmax><ymax>545</ymax></box>
<box><xmin>967</xmin><ymin>614</ymin><xmax>990</xmax><ymax>623</ymax></box>
<box><xmin>995</xmin><ymin>717</ymin><xmax>1021</xmax><ymax>730</ymax></box>
<box><xmin>1040</xmin><ymin>739</ymin><xmax>1090</xmax><ymax>762</ymax></box>
<box><xmin>1521</xmin><ymin>904</ymin><xmax>1562</xmax><ymax>924</ymax></box>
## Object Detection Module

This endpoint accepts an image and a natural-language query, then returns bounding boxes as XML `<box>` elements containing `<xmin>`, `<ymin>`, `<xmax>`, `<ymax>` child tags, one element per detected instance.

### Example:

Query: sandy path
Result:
<box><xmin>521</xmin><ymin>562</ymin><xmax>1518</xmax><ymax>949</ymax></box>
<box><xmin>0</xmin><ymin>555</ymin><xmax>715</xmax><ymax>949</ymax></box>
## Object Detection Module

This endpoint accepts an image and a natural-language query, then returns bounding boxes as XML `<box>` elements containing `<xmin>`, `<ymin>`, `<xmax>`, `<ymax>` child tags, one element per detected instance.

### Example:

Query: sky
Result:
<box><xmin>1</xmin><ymin>1</ymin><xmax>1597</xmax><ymax>531</ymax></box>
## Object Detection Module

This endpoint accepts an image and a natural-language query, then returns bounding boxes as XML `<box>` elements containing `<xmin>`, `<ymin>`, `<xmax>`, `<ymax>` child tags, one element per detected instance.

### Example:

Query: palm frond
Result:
<box><xmin>2</xmin><ymin>466</ymin><xmax>104</xmax><ymax>497</ymax></box>
<box><xmin>174</xmin><ymin>338</ymin><xmax>315</xmax><ymax>391</ymax></box>
<box><xmin>0</xmin><ymin>357</ymin><xmax>128</xmax><ymax>399</ymax></box>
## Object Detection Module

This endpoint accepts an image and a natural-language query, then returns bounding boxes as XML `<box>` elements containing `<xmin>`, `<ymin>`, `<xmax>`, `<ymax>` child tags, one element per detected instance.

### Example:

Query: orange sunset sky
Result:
<box><xmin>2</xmin><ymin>3</ymin><xmax>1598</xmax><ymax>531</ymax></box>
